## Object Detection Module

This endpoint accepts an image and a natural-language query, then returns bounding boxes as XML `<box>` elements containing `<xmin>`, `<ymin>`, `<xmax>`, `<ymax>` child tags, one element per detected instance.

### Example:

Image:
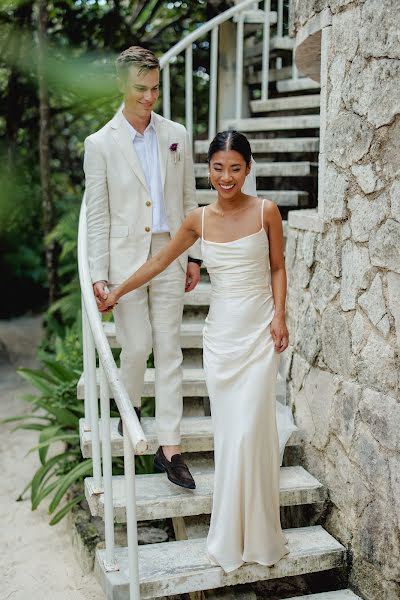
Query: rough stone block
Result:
<box><xmin>359</xmin><ymin>388</ymin><xmax>400</xmax><ymax>452</ymax></box>
<box><xmin>358</xmin><ymin>330</ymin><xmax>398</xmax><ymax>392</ymax></box>
<box><xmin>340</xmin><ymin>241</ymin><xmax>370</xmax><ymax>311</ymax></box>
<box><xmin>325</xmin><ymin>112</ymin><xmax>374</xmax><ymax>169</ymax></box>
<box><xmin>310</xmin><ymin>266</ymin><xmax>340</xmax><ymax>313</ymax></box>
<box><xmin>295</xmin><ymin>294</ymin><xmax>321</xmax><ymax>364</ymax></box>
<box><xmin>322</xmin><ymin>163</ymin><xmax>348</xmax><ymax>221</ymax></box>
<box><xmin>321</xmin><ymin>305</ymin><xmax>352</xmax><ymax>377</ymax></box>
<box><xmin>350</xmin><ymin>163</ymin><xmax>385</xmax><ymax>195</ymax></box>
<box><xmin>348</xmin><ymin>191</ymin><xmax>389</xmax><ymax>243</ymax></box>
<box><xmin>316</xmin><ymin>225</ymin><xmax>342</xmax><ymax>277</ymax></box>
<box><xmin>369</xmin><ymin>218</ymin><xmax>400</xmax><ymax>273</ymax></box>
<box><xmin>387</xmin><ymin>271</ymin><xmax>400</xmax><ymax>347</ymax></box>
<box><xmin>358</xmin><ymin>273</ymin><xmax>390</xmax><ymax>337</ymax></box>
<box><xmin>360</xmin><ymin>0</ymin><xmax>400</xmax><ymax>59</ymax></box>
<box><xmin>350</xmin><ymin>311</ymin><xmax>368</xmax><ymax>355</ymax></box>
<box><xmin>330</xmin><ymin>380</ymin><xmax>361</xmax><ymax>453</ymax></box>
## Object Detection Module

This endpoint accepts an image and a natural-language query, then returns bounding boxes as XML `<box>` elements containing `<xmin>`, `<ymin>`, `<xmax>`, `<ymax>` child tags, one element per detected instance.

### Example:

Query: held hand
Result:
<box><xmin>270</xmin><ymin>314</ymin><xmax>289</xmax><ymax>353</ymax></box>
<box><xmin>185</xmin><ymin>262</ymin><xmax>201</xmax><ymax>293</ymax></box>
<box><xmin>97</xmin><ymin>289</ymin><xmax>119</xmax><ymax>313</ymax></box>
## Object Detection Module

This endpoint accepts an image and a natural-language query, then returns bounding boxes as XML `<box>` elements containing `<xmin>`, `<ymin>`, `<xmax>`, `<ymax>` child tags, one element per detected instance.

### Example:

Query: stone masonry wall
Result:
<box><xmin>286</xmin><ymin>2</ymin><xmax>400</xmax><ymax>599</ymax></box>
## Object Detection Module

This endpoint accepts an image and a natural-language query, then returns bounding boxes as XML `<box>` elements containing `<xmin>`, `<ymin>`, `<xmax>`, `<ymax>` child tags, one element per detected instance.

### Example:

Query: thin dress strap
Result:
<box><xmin>201</xmin><ymin>206</ymin><xmax>206</xmax><ymax>240</ymax></box>
<box><xmin>260</xmin><ymin>198</ymin><xmax>265</xmax><ymax>230</ymax></box>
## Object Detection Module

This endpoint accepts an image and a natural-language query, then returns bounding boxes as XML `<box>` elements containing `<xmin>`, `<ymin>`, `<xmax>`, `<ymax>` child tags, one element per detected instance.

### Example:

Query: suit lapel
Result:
<box><xmin>110</xmin><ymin>109</ymin><xmax>148</xmax><ymax>193</ymax></box>
<box><xmin>153</xmin><ymin>114</ymin><xmax>170</xmax><ymax>190</ymax></box>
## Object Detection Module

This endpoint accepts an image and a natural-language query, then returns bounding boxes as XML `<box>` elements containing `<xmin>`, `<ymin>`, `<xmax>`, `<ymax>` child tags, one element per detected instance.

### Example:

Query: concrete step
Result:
<box><xmin>286</xmin><ymin>592</ymin><xmax>363</xmax><ymax>600</ymax></box>
<box><xmin>77</xmin><ymin>365</ymin><xmax>208</xmax><ymax>401</ymax></box>
<box><xmin>195</xmin><ymin>137</ymin><xmax>319</xmax><ymax>154</ymax></box>
<box><xmin>195</xmin><ymin>161</ymin><xmax>316</xmax><ymax>178</ymax></box>
<box><xmin>95</xmin><ymin>526</ymin><xmax>346</xmax><ymax>599</ymax></box>
<box><xmin>85</xmin><ymin>465</ymin><xmax>325</xmax><ymax>522</ymax></box>
<box><xmin>277</xmin><ymin>77</ymin><xmax>321</xmax><ymax>93</ymax></box>
<box><xmin>220</xmin><ymin>115</ymin><xmax>320</xmax><ymax>132</ymax></box>
<box><xmin>233</xmin><ymin>9</ymin><xmax>277</xmax><ymax>25</ymax></box>
<box><xmin>248</xmin><ymin>65</ymin><xmax>293</xmax><ymax>84</ymax></box>
<box><xmin>251</xmin><ymin>94</ymin><xmax>320</xmax><ymax>113</ymax></box>
<box><xmin>246</xmin><ymin>35</ymin><xmax>295</xmax><ymax>59</ymax></box>
<box><xmin>103</xmin><ymin>320</ymin><xmax>204</xmax><ymax>349</ymax></box>
<box><xmin>196</xmin><ymin>189</ymin><xmax>309</xmax><ymax>207</ymax></box>
<box><xmin>79</xmin><ymin>414</ymin><xmax>301</xmax><ymax>458</ymax></box>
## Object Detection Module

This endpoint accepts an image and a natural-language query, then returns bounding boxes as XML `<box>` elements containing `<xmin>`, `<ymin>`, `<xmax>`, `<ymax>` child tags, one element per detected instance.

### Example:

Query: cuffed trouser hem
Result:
<box><xmin>157</xmin><ymin>431</ymin><xmax>181</xmax><ymax>446</ymax></box>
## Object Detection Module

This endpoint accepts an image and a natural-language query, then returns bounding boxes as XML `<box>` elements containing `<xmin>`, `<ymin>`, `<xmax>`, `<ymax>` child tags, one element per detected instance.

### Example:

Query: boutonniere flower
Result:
<box><xmin>169</xmin><ymin>142</ymin><xmax>180</xmax><ymax>164</ymax></box>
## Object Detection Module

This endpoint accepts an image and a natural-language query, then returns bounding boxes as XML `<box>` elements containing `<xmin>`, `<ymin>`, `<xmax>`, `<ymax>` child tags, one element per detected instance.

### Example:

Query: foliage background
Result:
<box><xmin>0</xmin><ymin>0</ymin><xmax>230</xmax><ymax>319</ymax></box>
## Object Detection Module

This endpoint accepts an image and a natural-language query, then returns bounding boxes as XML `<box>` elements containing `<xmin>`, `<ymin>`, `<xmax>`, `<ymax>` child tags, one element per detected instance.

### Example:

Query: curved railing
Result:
<box><xmin>78</xmin><ymin>1</ymin><xmax>285</xmax><ymax>597</ymax></box>
<box><xmin>160</xmin><ymin>0</ymin><xmax>276</xmax><ymax>142</ymax></box>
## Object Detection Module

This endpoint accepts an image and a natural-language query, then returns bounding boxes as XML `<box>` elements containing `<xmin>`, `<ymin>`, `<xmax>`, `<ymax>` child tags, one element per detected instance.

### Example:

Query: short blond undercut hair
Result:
<box><xmin>115</xmin><ymin>46</ymin><xmax>160</xmax><ymax>79</ymax></box>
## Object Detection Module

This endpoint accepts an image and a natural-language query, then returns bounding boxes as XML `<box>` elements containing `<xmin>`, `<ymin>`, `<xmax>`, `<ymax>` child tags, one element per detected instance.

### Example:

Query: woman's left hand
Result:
<box><xmin>270</xmin><ymin>315</ymin><xmax>289</xmax><ymax>353</ymax></box>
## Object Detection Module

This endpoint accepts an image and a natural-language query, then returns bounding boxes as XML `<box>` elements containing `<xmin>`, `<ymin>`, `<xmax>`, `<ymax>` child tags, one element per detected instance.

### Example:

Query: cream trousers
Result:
<box><xmin>112</xmin><ymin>233</ymin><xmax>186</xmax><ymax>446</ymax></box>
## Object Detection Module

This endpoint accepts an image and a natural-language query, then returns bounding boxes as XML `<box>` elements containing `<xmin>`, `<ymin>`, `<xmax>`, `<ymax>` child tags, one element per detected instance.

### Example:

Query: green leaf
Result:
<box><xmin>32</xmin><ymin>481</ymin><xmax>59</xmax><ymax>511</ymax></box>
<box><xmin>30</xmin><ymin>452</ymin><xmax>70</xmax><ymax>505</ymax></box>
<box><xmin>49</xmin><ymin>494</ymin><xmax>84</xmax><ymax>525</ymax></box>
<box><xmin>17</xmin><ymin>368</ymin><xmax>56</xmax><ymax>395</ymax></box>
<box><xmin>12</xmin><ymin>423</ymin><xmax>47</xmax><ymax>432</ymax></box>
<box><xmin>48</xmin><ymin>460</ymin><xmax>92</xmax><ymax>514</ymax></box>
<box><xmin>0</xmin><ymin>414</ymin><xmax>50</xmax><ymax>425</ymax></box>
<box><xmin>38</xmin><ymin>425</ymin><xmax>62</xmax><ymax>465</ymax></box>
<box><xmin>41</xmin><ymin>359</ymin><xmax>76</xmax><ymax>383</ymax></box>
<box><xmin>28</xmin><ymin>433</ymin><xmax>79</xmax><ymax>457</ymax></box>
<box><xmin>34</xmin><ymin>400</ymin><xmax>79</xmax><ymax>427</ymax></box>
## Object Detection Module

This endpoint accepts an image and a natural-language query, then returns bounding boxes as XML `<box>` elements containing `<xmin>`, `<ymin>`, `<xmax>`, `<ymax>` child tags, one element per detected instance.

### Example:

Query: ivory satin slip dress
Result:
<box><xmin>201</xmin><ymin>199</ymin><xmax>291</xmax><ymax>572</ymax></box>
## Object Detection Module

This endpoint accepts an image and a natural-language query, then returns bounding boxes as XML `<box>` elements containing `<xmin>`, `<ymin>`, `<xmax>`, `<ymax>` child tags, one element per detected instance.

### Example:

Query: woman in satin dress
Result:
<box><xmin>99</xmin><ymin>130</ymin><xmax>291</xmax><ymax>572</ymax></box>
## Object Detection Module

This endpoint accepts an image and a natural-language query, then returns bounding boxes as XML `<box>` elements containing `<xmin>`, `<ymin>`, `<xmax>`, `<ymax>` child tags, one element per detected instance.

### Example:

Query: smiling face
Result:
<box><xmin>209</xmin><ymin>150</ymin><xmax>251</xmax><ymax>198</ymax></box>
<box><xmin>119</xmin><ymin>65</ymin><xmax>160</xmax><ymax>119</ymax></box>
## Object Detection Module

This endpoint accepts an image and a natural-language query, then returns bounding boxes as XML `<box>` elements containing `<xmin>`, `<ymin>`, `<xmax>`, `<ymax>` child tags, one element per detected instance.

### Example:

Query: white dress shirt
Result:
<box><xmin>124</xmin><ymin>112</ymin><xmax>170</xmax><ymax>233</ymax></box>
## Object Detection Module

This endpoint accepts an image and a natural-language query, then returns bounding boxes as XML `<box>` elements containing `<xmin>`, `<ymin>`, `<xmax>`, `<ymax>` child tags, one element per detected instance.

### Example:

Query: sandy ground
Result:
<box><xmin>0</xmin><ymin>316</ymin><xmax>102</xmax><ymax>600</ymax></box>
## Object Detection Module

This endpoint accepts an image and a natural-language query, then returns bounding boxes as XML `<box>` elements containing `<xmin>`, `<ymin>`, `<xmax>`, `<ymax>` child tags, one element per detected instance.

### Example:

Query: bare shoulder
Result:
<box><xmin>262</xmin><ymin>198</ymin><xmax>282</xmax><ymax>225</ymax></box>
<box><xmin>184</xmin><ymin>206</ymin><xmax>203</xmax><ymax>236</ymax></box>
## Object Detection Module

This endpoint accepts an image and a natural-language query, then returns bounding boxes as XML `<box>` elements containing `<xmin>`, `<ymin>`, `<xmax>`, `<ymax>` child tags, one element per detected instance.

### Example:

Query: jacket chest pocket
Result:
<box><xmin>110</xmin><ymin>225</ymin><xmax>129</xmax><ymax>238</ymax></box>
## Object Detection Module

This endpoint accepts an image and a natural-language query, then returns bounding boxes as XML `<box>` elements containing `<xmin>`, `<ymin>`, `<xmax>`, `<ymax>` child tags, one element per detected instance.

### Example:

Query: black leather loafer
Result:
<box><xmin>154</xmin><ymin>446</ymin><xmax>196</xmax><ymax>490</ymax></box>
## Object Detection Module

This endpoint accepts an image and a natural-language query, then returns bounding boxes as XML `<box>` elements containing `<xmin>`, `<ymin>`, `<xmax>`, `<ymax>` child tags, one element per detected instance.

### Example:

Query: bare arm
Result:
<box><xmin>264</xmin><ymin>201</ymin><xmax>288</xmax><ymax>352</ymax></box>
<box><xmin>99</xmin><ymin>210</ymin><xmax>201</xmax><ymax>310</ymax></box>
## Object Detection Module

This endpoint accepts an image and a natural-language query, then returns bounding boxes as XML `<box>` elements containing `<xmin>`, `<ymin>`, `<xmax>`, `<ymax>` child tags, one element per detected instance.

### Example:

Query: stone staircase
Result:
<box><xmin>77</xmin><ymin>3</ymin><xmax>363</xmax><ymax>599</ymax></box>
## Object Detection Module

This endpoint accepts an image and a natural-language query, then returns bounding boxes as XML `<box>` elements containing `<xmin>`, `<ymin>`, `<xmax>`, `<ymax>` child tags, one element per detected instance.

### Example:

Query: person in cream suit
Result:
<box><xmin>84</xmin><ymin>46</ymin><xmax>201</xmax><ymax>489</ymax></box>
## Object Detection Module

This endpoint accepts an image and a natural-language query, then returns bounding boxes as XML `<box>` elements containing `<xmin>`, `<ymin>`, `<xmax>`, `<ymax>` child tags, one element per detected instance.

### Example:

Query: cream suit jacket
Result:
<box><xmin>84</xmin><ymin>108</ymin><xmax>201</xmax><ymax>284</ymax></box>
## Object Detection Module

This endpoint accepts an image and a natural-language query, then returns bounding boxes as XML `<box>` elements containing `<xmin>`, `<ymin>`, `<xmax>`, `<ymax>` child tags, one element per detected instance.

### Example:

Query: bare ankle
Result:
<box><xmin>162</xmin><ymin>445</ymin><xmax>181</xmax><ymax>461</ymax></box>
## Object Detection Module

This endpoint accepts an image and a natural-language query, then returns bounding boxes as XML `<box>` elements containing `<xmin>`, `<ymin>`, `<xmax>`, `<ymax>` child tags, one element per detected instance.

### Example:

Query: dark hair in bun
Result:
<box><xmin>207</xmin><ymin>130</ymin><xmax>252</xmax><ymax>166</ymax></box>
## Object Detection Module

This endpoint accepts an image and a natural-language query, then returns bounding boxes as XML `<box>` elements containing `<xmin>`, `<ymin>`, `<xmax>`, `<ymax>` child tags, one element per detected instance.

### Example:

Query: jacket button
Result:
<box><xmin>145</xmin><ymin>226</ymin><xmax>150</xmax><ymax>232</ymax></box>
<box><xmin>146</xmin><ymin>200</ymin><xmax>151</xmax><ymax>207</ymax></box>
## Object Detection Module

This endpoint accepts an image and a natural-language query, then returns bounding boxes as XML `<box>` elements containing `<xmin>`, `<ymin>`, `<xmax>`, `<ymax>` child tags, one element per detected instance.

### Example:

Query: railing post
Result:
<box><xmin>124</xmin><ymin>426</ymin><xmax>140</xmax><ymax>600</ymax></box>
<box><xmin>261</xmin><ymin>0</ymin><xmax>271</xmax><ymax>101</ymax></box>
<box><xmin>235</xmin><ymin>12</ymin><xmax>244</xmax><ymax>120</ymax></box>
<box><xmin>208</xmin><ymin>26</ymin><xmax>219</xmax><ymax>141</ymax></box>
<box><xmin>99</xmin><ymin>359</ymin><xmax>119</xmax><ymax>572</ymax></box>
<box><xmin>185</xmin><ymin>45</ymin><xmax>193</xmax><ymax>147</ymax></box>
<box><xmin>276</xmin><ymin>0</ymin><xmax>284</xmax><ymax>70</ymax></box>
<box><xmin>163</xmin><ymin>62</ymin><xmax>171</xmax><ymax>119</ymax></box>
<box><xmin>82</xmin><ymin>298</ymin><xmax>102</xmax><ymax>491</ymax></box>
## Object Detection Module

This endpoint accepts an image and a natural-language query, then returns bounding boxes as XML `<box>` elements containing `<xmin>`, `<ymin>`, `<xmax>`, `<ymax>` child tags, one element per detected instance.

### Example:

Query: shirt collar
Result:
<box><xmin>123</xmin><ymin>111</ymin><xmax>155</xmax><ymax>141</ymax></box>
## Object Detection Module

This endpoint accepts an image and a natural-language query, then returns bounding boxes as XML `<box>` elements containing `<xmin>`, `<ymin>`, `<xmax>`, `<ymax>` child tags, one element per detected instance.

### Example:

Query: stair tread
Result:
<box><xmin>250</xmin><ymin>94</ymin><xmax>320</xmax><ymax>113</ymax></box>
<box><xmin>103</xmin><ymin>319</ymin><xmax>204</xmax><ymax>349</ymax></box>
<box><xmin>85</xmin><ymin>465</ymin><xmax>324</xmax><ymax>522</ymax></box>
<box><xmin>195</xmin><ymin>161</ymin><xmax>316</xmax><ymax>177</ymax></box>
<box><xmin>220</xmin><ymin>115</ymin><xmax>320</xmax><ymax>132</ymax></box>
<box><xmin>95</xmin><ymin>525</ymin><xmax>346</xmax><ymax>599</ymax></box>
<box><xmin>233</xmin><ymin>9</ymin><xmax>277</xmax><ymax>24</ymax></box>
<box><xmin>286</xmin><ymin>591</ymin><xmax>363</xmax><ymax>600</ymax></box>
<box><xmin>80</xmin><ymin>398</ymin><xmax>299</xmax><ymax>458</ymax></box>
<box><xmin>195</xmin><ymin>137</ymin><xmax>319</xmax><ymax>154</ymax></box>
<box><xmin>277</xmin><ymin>77</ymin><xmax>321</xmax><ymax>93</ymax></box>
<box><xmin>196</xmin><ymin>189</ymin><xmax>308</xmax><ymax>207</ymax></box>
<box><xmin>245</xmin><ymin>35</ymin><xmax>295</xmax><ymax>58</ymax></box>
